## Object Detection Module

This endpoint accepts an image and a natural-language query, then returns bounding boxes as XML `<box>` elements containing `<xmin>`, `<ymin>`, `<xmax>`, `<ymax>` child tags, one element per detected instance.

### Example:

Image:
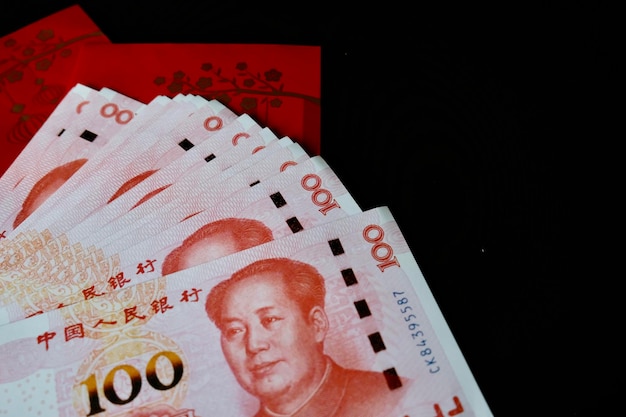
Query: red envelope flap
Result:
<box><xmin>0</xmin><ymin>4</ymin><xmax>110</xmax><ymax>175</ymax></box>
<box><xmin>68</xmin><ymin>43</ymin><xmax>321</xmax><ymax>155</ymax></box>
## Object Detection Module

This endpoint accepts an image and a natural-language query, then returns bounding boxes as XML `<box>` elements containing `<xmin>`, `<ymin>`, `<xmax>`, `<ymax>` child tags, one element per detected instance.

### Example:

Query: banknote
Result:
<box><xmin>0</xmin><ymin>93</ymin><xmax>192</xmax><ymax>238</ymax></box>
<box><xmin>0</xmin><ymin>206</ymin><xmax>493</xmax><ymax>417</ymax></box>
<box><xmin>0</xmin><ymin>92</ymin><xmax>177</xmax><ymax>265</ymax></box>
<box><xmin>0</xmin><ymin>94</ymin><xmax>192</xmax><ymax>262</ymax></box>
<box><xmin>70</xmin><ymin>135</ymin><xmax>308</xmax><ymax>250</ymax></box>
<box><xmin>0</xmin><ymin>155</ymin><xmax>361</xmax><ymax>323</ymax></box>
<box><xmin>0</xmin><ymin>83</ymin><xmax>149</xmax><ymax>234</ymax></box>
<box><xmin>101</xmin><ymin>154</ymin><xmax>361</xmax><ymax>276</ymax></box>
<box><xmin>0</xmin><ymin>96</ymin><xmax>221</xmax><ymax>283</ymax></box>
<box><xmin>0</xmin><ymin>134</ymin><xmax>306</xmax><ymax>286</ymax></box>
<box><xmin>5</xmin><ymin>95</ymin><xmax>238</xmax><ymax>240</ymax></box>
<box><xmin>26</xmin><ymin>113</ymin><xmax>273</xmax><ymax>246</ymax></box>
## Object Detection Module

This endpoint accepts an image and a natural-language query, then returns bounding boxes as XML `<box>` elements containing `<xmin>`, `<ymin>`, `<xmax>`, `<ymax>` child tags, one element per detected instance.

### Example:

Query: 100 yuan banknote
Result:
<box><xmin>8</xmin><ymin>94</ymin><xmax>237</xmax><ymax>238</ymax></box>
<box><xmin>0</xmin><ymin>122</ymin><xmax>282</xmax><ymax>282</ymax></box>
<box><xmin>0</xmin><ymin>84</ymin><xmax>150</xmax><ymax>235</ymax></box>
<box><xmin>0</xmin><ymin>133</ymin><xmax>304</xmax><ymax>284</ymax></box>
<box><xmin>0</xmin><ymin>155</ymin><xmax>360</xmax><ymax>323</ymax></box>
<box><xmin>0</xmin><ymin>206</ymin><xmax>492</xmax><ymax>417</ymax></box>
<box><xmin>10</xmin><ymin>113</ymin><xmax>273</xmax><ymax>250</ymax></box>
<box><xmin>69</xmin><ymin>136</ymin><xmax>309</xmax><ymax>250</ymax></box>
<box><xmin>0</xmin><ymin>92</ymin><xmax>189</xmax><ymax>246</ymax></box>
<box><xmin>0</xmin><ymin>134</ymin><xmax>308</xmax><ymax>319</ymax></box>
<box><xmin>0</xmin><ymin>95</ymin><xmax>238</xmax><ymax>267</ymax></box>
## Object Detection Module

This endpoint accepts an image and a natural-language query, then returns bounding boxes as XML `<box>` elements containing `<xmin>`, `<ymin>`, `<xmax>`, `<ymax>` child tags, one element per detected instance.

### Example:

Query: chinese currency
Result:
<box><xmin>0</xmin><ymin>207</ymin><xmax>492</xmax><ymax>417</ymax></box>
<box><xmin>0</xmin><ymin>84</ymin><xmax>493</xmax><ymax>416</ymax></box>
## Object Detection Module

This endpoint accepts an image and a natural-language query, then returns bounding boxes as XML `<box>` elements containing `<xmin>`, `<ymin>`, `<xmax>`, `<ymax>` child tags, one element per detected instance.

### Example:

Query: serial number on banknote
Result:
<box><xmin>393</xmin><ymin>291</ymin><xmax>440</xmax><ymax>374</ymax></box>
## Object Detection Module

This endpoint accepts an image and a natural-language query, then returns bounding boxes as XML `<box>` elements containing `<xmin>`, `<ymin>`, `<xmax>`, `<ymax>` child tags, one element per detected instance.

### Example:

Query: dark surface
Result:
<box><xmin>2</xmin><ymin>3</ymin><xmax>611</xmax><ymax>416</ymax></box>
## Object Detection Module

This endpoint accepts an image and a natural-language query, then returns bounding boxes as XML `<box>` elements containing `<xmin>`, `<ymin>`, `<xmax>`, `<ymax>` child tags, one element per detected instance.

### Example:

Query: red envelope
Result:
<box><xmin>0</xmin><ymin>5</ymin><xmax>110</xmax><ymax>175</ymax></box>
<box><xmin>68</xmin><ymin>43</ymin><xmax>321</xmax><ymax>155</ymax></box>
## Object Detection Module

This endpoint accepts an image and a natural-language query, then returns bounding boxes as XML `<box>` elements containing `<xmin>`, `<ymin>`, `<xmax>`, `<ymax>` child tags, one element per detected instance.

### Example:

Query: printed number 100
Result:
<box><xmin>79</xmin><ymin>351</ymin><xmax>184</xmax><ymax>416</ymax></box>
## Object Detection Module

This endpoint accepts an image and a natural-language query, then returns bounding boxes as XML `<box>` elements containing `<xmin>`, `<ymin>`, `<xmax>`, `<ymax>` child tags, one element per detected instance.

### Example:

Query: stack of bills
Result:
<box><xmin>0</xmin><ymin>84</ymin><xmax>493</xmax><ymax>417</ymax></box>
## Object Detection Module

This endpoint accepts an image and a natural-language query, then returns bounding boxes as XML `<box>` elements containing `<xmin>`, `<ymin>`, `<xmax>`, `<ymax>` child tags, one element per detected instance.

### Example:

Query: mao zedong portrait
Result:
<box><xmin>161</xmin><ymin>217</ymin><xmax>274</xmax><ymax>276</ymax></box>
<box><xmin>205</xmin><ymin>257</ymin><xmax>405</xmax><ymax>417</ymax></box>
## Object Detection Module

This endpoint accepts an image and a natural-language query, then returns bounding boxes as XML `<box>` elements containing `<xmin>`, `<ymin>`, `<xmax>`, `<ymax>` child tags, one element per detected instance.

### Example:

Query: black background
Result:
<box><xmin>1</xmin><ymin>3</ymin><xmax>612</xmax><ymax>417</ymax></box>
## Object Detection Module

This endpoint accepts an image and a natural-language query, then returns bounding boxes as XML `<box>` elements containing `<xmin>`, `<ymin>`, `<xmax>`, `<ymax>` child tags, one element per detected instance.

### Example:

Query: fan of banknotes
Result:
<box><xmin>0</xmin><ymin>84</ymin><xmax>493</xmax><ymax>417</ymax></box>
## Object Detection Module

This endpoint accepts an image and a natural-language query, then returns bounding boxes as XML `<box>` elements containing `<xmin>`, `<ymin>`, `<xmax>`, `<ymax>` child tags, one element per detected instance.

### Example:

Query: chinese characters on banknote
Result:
<box><xmin>0</xmin><ymin>84</ymin><xmax>493</xmax><ymax>417</ymax></box>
